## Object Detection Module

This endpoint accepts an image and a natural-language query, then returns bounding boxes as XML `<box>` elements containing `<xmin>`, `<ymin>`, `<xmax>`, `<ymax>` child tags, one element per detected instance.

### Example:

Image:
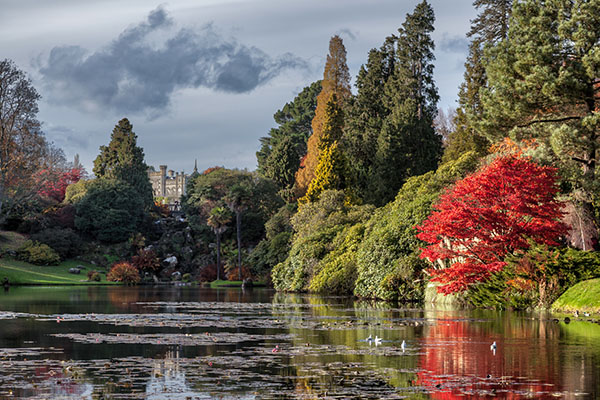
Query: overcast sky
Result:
<box><xmin>1</xmin><ymin>0</ymin><xmax>476</xmax><ymax>174</ymax></box>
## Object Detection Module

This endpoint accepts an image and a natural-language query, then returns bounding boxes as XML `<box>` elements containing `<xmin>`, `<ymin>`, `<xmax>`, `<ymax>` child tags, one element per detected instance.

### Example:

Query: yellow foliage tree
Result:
<box><xmin>299</xmin><ymin>93</ymin><xmax>346</xmax><ymax>204</ymax></box>
<box><xmin>295</xmin><ymin>35</ymin><xmax>351</xmax><ymax>197</ymax></box>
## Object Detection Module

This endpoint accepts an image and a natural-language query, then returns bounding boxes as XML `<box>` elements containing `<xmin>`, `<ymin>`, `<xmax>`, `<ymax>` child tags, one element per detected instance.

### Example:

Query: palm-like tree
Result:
<box><xmin>207</xmin><ymin>206</ymin><xmax>231</xmax><ymax>280</ymax></box>
<box><xmin>224</xmin><ymin>182</ymin><xmax>251</xmax><ymax>281</ymax></box>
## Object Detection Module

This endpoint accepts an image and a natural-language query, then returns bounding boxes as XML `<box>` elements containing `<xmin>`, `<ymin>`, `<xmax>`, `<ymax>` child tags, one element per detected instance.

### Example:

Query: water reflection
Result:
<box><xmin>0</xmin><ymin>286</ymin><xmax>598</xmax><ymax>399</ymax></box>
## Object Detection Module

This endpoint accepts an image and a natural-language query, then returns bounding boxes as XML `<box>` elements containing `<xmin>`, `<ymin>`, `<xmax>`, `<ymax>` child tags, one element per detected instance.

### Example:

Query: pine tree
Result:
<box><xmin>468</xmin><ymin>0</ymin><xmax>512</xmax><ymax>44</ymax></box>
<box><xmin>93</xmin><ymin>118</ymin><xmax>153</xmax><ymax>207</ymax></box>
<box><xmin>478</xmin><ymin>0</ymin><xmax>600</xmax><ymax>246</ymax></box>
<box><xmin>295</xmin><ymin>36</ymin><xmax>351</xmax><ymax>197</ymax></box>
<box><xmin>443</xmin><ymin>0</ymin><xmax>512</xmax><ymax>163</ymax></box>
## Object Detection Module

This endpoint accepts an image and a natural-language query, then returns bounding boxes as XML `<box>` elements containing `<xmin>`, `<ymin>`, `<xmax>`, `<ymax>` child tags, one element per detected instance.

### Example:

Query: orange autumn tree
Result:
<box><xmin>299</xmin><ymin>93</ymin><xmax>345</xmax><ymax>204</ymax></box>
<box><xmin>295</xmin><ymin>35</ymin><xmax>351</xmax><ymax>197</ymax></box>
<box><xmin>416</xmin><ymin>155</ymin><xmax>567</xmax><ymax>294</ymax></box>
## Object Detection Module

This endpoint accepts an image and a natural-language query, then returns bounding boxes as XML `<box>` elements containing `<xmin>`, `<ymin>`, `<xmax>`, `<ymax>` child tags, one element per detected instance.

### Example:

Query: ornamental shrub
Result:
<box><xmin>131</xmin><ymin>249</ymin><xmax>160</xmax><ymax>273</ymax></box>
<box><xmin>107</xmin><ymin>262</ymin><xmax>141</xmax><ymax>285</ymax></box>
<box><xmin>87</xmin><ymin>270</ymin><xmax>101</xmax><ymax>282</ymax></box>
<box><xmin>17</xmin><ymin>241</ymin><xmax>61</xmax><ymax>266</ymax></box>
<box><xmin>31</xmin><ymin>228</ymin><xmax>82</xmax><ymax>259</ymax></box>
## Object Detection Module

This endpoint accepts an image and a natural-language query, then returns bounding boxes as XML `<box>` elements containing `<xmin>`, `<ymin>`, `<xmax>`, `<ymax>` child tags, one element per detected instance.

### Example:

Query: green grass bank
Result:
<box><xmin>552</xmin><ymin>278</ymin><xmax>600</xmax><ymax>313</ymax></box>
<box><xmin>0</xmin><ymin>258</ymin><xmax>112</xmax><ymax>285</ymax></box>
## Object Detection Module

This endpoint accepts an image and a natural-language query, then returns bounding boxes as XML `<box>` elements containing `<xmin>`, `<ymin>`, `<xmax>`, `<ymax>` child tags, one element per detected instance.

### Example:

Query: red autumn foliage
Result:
<box><xmin>107</xmin><ymin>261</ymin><xmax>141</xmax><ymax>284</ymax></box>
<box><xmin>36</xmin><ymin>168</ymin><xmax>82</xmax><ymax>202</ymax></box>
<box><xmin>416</xmin><ymin>155</ymin><xmax>567</xmax><ymax>294</ymax></box>
<box><xmin>198</xmin><ymin>264</ymin><xmax>217</xmax><ymax>282</ymax></box>
<box><xmin>226</xmin><ymin>265</ymin><xmax>252</xmax><ymax>281</ymax></box>
<box><xmin>202</xmin><ymin>166</ymin><xmax>223</xmax><ymax>175</ymax></box>
<box><xmin>131</xmin><ymin>249</ymin><xmax>161</xmax><ymax>273</ymax></box>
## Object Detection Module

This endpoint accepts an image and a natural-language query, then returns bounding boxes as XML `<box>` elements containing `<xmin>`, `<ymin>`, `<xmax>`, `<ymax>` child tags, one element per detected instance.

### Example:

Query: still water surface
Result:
<box><xmin>0</xmin><ymin>286</ymin><xmax>598</xmax><ymax>399</ymax></box>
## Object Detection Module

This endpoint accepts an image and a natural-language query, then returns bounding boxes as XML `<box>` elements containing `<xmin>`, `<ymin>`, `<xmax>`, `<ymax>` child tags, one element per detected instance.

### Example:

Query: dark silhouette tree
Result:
<box><xmin>93</xmin><ymin>118</ymin><xmax>153</xmax><ymax>208</ymax></box>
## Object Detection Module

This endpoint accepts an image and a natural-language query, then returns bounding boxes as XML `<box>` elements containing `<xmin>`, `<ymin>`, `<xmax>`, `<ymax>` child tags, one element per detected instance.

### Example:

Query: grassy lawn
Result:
<box><xmin>209</xmin><ymin>279</ymin><xmax>266</xmax><ymax>288</ymax></box>
<box><xmin>0</xmin><ymin>230</ymin><xmax>28</xmax><ymax>251</ymax></box>
<box><xmin>552</xmin><ymin>278</ymin><xmax>600</xmax><ymax>313</ymax></box>
<box><xmin>0</xmin><ymin>258</ymin><xmax>114</xmax><ymax>285</ymax></box>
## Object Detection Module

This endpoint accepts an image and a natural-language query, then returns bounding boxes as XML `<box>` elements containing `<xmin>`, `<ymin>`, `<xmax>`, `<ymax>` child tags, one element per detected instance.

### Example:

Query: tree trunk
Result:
<box><xmin>216</xmin><ymin>232</ymin><xmax>221</xmax><ymax>281</ymax></box>
<box><xmin>236</xmin><ymin>211</ymin><xmax>242</xmax><ymax>281</ymax></box>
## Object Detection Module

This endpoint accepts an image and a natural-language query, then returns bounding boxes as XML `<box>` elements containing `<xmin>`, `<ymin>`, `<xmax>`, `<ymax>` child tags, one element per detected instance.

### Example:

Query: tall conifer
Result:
<box><xmin>300</xmin><ymin>93</ymin><xmax>346</xmax><ymax>204</ymax></box>
<box><xmin>93</xmin><ymin>118</ymin><xmax>153</xmax><ymax>207</ymax></box>
<box><xmin>443</xmin><ymin>0</ymin><xmax>512</xmax><ymax>162</ymax></box>
<box><xmin>372</xmin><ymin>0</ymin><xmax>442</xmax><ymax>205</ymax></box>
<box><xmin>478</xmin><ymin>0</ymin><xmax>600</xmax><ymax>248</ymax></box>
<box><xmin>295</xmin><ymin>36</ymin><xmax>351</xmax><ymax>197</ymax></box>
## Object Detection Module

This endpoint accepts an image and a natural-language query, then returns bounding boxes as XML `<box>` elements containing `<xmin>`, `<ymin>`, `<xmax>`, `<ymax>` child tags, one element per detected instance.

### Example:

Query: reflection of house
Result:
<box><xmin>145</xmin><ymin>349</ymin><xmax>202</xmax><ymax>399</ymax></box>
<box><xmin>148</xmin><ymin>162</ymin><xmax>198</xmax><ymax>203</ymax></box>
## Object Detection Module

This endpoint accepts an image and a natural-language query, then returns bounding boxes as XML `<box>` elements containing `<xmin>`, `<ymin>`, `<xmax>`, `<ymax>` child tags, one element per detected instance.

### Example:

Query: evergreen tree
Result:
<box><xmin>468</xmin><ymin>0</ymin><xmax>512</xmax><ymax>44</ymax></box>
<box><xmin>372</xmin><ymin>0</ymin><xmax>442</xmax><ymax>205</ymax></box>
<box><xmin>479</xmin><ymin>0</ymin><xmax>600</xmax><ymax>246</ymax></box>
<box><xmin>295</xmin><ymin>36</ymin><xmax>351</xmax><ymax>197</ymax></box>
<box><xmin>93</xmin><ymin>118</ymin><xmax>153</xmax><ymax>207</ymax></box>
<box><xmin>257</xmin><ymin>81</ymin><xmax>321</xmax><ymax>194</ymax></box>
<box><xmin>343</xmin><ymin>41</ymin><xmax>396</xmax><ymax>203</ymax></box>
<box><xmin>443</xmin><ymin>0</ymin><xmax>512</xmax><ymax>162</ymax></box>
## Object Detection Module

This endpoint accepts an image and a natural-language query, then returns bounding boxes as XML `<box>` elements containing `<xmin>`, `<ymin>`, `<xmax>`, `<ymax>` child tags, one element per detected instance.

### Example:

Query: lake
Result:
<box><xmin>0</xmin><ymin>286</ymin><xmax>598</xmax><ymax>399</ymax></box>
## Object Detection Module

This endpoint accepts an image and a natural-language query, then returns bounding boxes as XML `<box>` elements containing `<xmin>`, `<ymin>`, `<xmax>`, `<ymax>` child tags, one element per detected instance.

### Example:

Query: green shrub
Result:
<box><xmin>74</xmin><ymin>179</ymin><xmax>146</xmax><ymax>243</ymax></box>
<box><xmin>272</xmin><ymin>190</ymin><xmax>374</xmax><ymax>292</ymax></box>
<box><xmin>182</xmin><ymin>273</ymin><xmax>192</xmax><ymax>282</ymax></box>
<box><xmin>64</xmin><ymin>179</ymin><xmax>94</xmax><ymax>204</ymax></box>
<box><xmin>107</xmin><ymin>262</ymin><xmax>140</xmax><ymax>284</ymax></box>
<box><xmin>354</xmin><ymin>152</ymin><xmax>479</xmax><ymax>301</ymax></box>
<box><xmin>309</xmin><ymin>223</ymin><xmax>365</xmax><ymax>294</ymax></box>
<box><xmin>30</xmin><ymin>228</ymin><xmax>82</xmax><ymax>259</ymax></box>
<box><xmin>17</xmin><ymin>241</ymin><xmax>61</xmax><ymax>266</ymax></box>
<box><xmin>468</xmin><ymin>245</ymin><xmax>600</xmax><ymax>309</ymax></box>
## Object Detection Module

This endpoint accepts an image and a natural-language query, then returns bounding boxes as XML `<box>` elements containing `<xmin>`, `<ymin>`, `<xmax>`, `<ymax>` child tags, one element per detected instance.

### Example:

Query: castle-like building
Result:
<box><xmin>148</xmin><ymin>162</ymin><xmax>198</xmax><ymax>203</ymax></box>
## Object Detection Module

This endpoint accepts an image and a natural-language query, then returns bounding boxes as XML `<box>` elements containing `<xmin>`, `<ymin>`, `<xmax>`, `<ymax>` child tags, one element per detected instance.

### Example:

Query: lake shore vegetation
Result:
<box><xmin>0</xmin><ymin>0</ymin><xmax>598</xmax><ymax>310</ymax></box>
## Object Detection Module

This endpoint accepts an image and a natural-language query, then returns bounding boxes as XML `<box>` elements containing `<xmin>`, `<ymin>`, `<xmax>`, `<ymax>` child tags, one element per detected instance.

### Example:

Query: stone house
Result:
<box><xmin>148</xmin><ymin>162</ymin><xmax>198</xmax><ymax>204</ymax></box>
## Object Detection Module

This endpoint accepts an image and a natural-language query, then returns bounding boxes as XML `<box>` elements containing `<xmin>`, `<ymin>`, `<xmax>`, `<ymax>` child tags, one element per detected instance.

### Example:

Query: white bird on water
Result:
<box><xmin>401</xmin><ymin>340</ymin><xmax>406</xmax><ymax>352</ymax></box>
<box><xmin>490</xmin><ymin>341</ymin><xmax>497</xmax><ymax>355</ymax></box>
<box><xmin>374</xmin><ymin>336</ymin><xmax>382</xmax><ymax>346</ymax></box>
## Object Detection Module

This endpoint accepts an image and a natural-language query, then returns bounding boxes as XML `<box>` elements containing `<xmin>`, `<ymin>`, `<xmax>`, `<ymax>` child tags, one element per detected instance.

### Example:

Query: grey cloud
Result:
<box><xmin>38</xmin><ymin>6</ymin><xmax>308</xmax><ymax>115</ymax></box>
<box><xmin>44</xmin><ymin>124</ymin><xmax>90</xmax><ymax>150</ymax></box>
<box><xmin>439</xmin><ymin>33</ymin><xmax>469</xmax><ymax>53</ymax></box>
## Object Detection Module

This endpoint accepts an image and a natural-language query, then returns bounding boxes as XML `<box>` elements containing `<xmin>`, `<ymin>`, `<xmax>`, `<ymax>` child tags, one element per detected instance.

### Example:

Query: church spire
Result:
<box><xmin>193</xmin><ymin>159</ymin><xmax>198</xmax><ymax>174</ymax></box>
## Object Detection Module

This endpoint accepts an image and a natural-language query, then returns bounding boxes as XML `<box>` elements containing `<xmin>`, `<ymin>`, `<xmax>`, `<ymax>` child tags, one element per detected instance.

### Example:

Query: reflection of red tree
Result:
<box><xmin>417</xmin><ymin>314</ymin><xmax>561</xmax><ymax>399</ymax></box>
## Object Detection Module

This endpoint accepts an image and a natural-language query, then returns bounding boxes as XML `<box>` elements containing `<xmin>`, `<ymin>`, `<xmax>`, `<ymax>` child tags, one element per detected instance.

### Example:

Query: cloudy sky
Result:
<box><xmin>1</xmin><ymin>0</ymin><xmax>476</xmax><ymax>174</ymax></box>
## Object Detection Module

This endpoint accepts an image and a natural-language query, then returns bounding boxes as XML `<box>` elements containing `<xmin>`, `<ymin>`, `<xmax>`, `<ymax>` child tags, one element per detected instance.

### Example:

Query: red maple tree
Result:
<box><xmin>416</xmin><ymin>155</ymin><xmax>567</xmax><ymax>294</ymax></box>
<box><xmin>36</xmin><ymin>168</ymin><xmax>82</xmax><ymax>202</ymax></box>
